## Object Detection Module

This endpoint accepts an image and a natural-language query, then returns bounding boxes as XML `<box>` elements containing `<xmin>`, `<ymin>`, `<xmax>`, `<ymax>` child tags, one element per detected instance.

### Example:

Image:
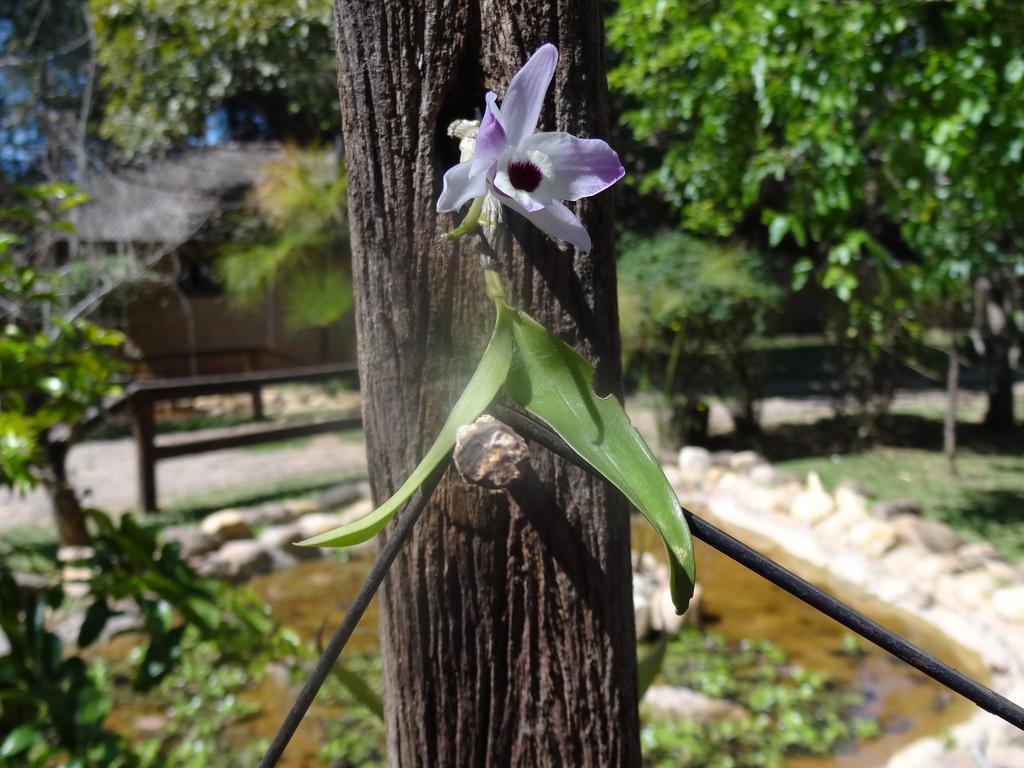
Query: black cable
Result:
<box><xmin>492</xmin><ymin>405</ymin><xmax>1024</xmax><ymax>732</ymax></box>
<box><xmin>258</xmin><ymin>460</ymin><xmax>448</xmax><ymax>768</ymax></box>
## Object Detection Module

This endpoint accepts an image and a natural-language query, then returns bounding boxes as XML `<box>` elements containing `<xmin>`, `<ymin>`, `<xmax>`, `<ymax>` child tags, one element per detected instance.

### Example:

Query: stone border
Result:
<box><xmin>670</xmin><ymin>447</ymin><xmax>1024</xmax><ymax>768</ymax></box>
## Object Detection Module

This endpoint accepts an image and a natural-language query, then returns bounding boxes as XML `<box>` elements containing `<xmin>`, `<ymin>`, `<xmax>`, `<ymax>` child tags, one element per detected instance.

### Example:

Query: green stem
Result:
<box><xmin>445</xmin><ymin>196</ymin><xmax>484</xmax><ymax>240</ymax></box>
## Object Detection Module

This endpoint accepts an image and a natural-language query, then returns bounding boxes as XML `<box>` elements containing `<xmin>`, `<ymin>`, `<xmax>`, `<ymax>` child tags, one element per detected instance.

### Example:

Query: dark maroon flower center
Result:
<box><xmin>507</xmin><ymin>160</ymin><xmax>544</xmax><ymax>193</ymax></box>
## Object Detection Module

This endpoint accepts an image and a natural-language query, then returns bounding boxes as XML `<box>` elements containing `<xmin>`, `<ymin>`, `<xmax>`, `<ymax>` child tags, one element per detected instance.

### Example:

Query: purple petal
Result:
<box><xmin>501</xmin><ymin>44</ymin><xmax>558</xmax><ymax>147</ymax></box>
<box><xmin>521</xmin><ymin>132</ymin><xmax>624</xmax><ymax>201</ymax></box>
<box><xmin>501</xmin><ymin>196</ymin><xmax>592</xmax><ymax>251</ymax></box>
<box><xmin>437</xmin><ymin>160</ymin><xmax>486</xmax><ymax>212</ymax></box>
<box><xmin>470</xmin><ymin>92</ymin><xmax>507</xmax><ymax>179</ymax></box>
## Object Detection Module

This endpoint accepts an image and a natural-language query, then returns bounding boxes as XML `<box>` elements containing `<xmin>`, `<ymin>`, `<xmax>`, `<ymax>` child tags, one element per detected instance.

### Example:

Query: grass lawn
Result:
<box><xmin>778</xmin><ymin>446</ymin><xmax>1024</xmax><ymax>563</ymax></box>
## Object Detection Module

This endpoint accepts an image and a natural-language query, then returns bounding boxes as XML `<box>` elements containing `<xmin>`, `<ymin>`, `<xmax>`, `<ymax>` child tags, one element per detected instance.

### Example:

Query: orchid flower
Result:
<box><xmin>437</xmin><ymin>44</ymin><xmax>624</xmax><ymax>252</ymax></box>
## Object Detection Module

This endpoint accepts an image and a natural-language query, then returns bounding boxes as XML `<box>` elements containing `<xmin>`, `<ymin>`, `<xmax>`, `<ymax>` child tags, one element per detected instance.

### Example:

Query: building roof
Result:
<box><xmin>72</xmin><ymin>143</ymin><xmax>283</xmax><ymax>245</ymax></box>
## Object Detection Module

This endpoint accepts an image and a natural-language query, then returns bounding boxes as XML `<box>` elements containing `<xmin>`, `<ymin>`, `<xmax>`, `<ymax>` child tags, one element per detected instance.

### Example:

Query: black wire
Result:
<box><xmin>261</xmin><ymin>404</ymin><xmax>1024</xmax><ymax>768</ymax></box>
<box><xmin>492</xmin><ymin>405</ymin><xmax>1024</xmax><ymax>732</ymax></box>
<box><xmin>257</xmin><ymin>460</ymin><xmax>449</xmax><ymax>768</ymax></box>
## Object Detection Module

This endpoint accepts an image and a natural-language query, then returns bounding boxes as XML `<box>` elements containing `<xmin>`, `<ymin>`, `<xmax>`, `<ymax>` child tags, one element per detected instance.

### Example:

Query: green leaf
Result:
<box><xmin>78</xmin><ymin>598</ymin><xmax>111</xmax><ymax>648</ymax></box>
<box><xmin>504</xmin><ymin>307</ymin><xmax>696</xmax><ymax>612</ymax></box>
<box><xmin>0</xmin><ymin>724</ymin><xmax>41</xmax><ymax>758</ymax></box>
<box><xmin>332</xmin><ymin>664</ymin><xmax>385</xmax><ymax>721</ymax></box>
<box><xmin>637</xmin><ymin>637</ymin><xmax>667</xmax><ymax>698</ymax></box>
<box><xmin>298</xmin><ymin>303</ymin><xmax>515</xmax><ymax>547</ymax></box>
<box><xmin>767</xmin><ymin>213</ymin><xmax>790</xmax><ymax>247</ymax></box>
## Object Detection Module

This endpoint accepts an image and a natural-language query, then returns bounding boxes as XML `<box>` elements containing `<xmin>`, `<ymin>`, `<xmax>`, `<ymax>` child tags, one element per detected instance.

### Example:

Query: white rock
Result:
<box><xmin>790</xmin><ymin>472</ymin><xmax>835</xmax><ymax>523</ymax></box>
<box><xmin>983</xmin><ymin>559</ymin><xmax>1017</xmax><ymax>585</ymax></box>
<box><xmin>633</xmin><ymin>592</ymin><xmax>652</xmax><ymax>641</ymax></box>
<box><xmin>258</xmin><ymin>524</ymin><xmax>322</xmax><ymax>561</ymax></box>
<box><xmin>848</xmin><ymin>519</ymin><xmax>897</xmax><ymax>558</ymax></box>
<box><xmin>297</xmin><ymin>512</ymin><xmax>353</xmax><ymax>540</ymax></box>
<box><xmin>834</xmin><ymin>482</ymin><xmax>870</xmax><ymax>517</ymax></box>
<box><xmin>957</xmin><ymin>541</ymin><xmax>1000</xmax><ymax>569</ymax></box>
<box><xmin>911</xmin><ymin>553</ymin><xmax>962</xmax><ymax>583</ymax></box>
<box><xmin>199</xmin><ymin>540</ymin><xmax>273</xmax><ymax>582</ymax></box>
<box><xmin>728</xmin><ymin>450</ymin><xmax>763</xmax><ymax>473</ymax></box>
<box><xmin>993</xmin><ymin>586</ymin><xmax>1024</xmax><ymax>622</ymax></box>
<box><xmin>815</xmin><ymin>506</ymin><xmax>870</xmax><ymax>540</ymax></box>
<box><xmin>337</xmin><ymin>498</ymin><xmax>374</xmax><ymax>525</ymax></box>
<box><xmin>769</xmin><ymin>481</ymin><xmax>803</xmax><ymax>515</ymax></box>
<box><xmin>715</xmin><ymin>471</ymin><xmax>741</xmax><ymax>491</ymax></box>
<box><xmin>641</xmin><ymin>685</ymin><xmax>747</xmax><ymax>723</ymax></box>
<box><xmin>677</xmin><ymin>446</ymin><xmax>712</xmax><ymax>484</ymax></box>
<box><xmin>283</xmin><ymin>498</ymin><xmax>321</xmax><ymax>518</ymax></box>
<box><xmin>199</xmin><ymin>509</ymin><xmax>252</xmax><ymax>542</ymax></box>
<box><xmin>710</xmin><ymin>451</ymin><xmax>735</xmax><ymax>467</ymax></box>
<box><xmin>748</xmin><ymin>463</ymin><xmax>779</xmax><ymax>486</ymax></box>
<box><xmin>650</xmin><ymin>583</ymin><xmax>702</xmax><ymax>634</ymax></box>
<box><xmin>891</xmin><ymin>515</ymin><xmax>963</xmax><ymax>554</ymax></box>
<box><xmin>870</xmin><ymin>497</ymin><xmax>922</xmax><ymax>520</ymax></box>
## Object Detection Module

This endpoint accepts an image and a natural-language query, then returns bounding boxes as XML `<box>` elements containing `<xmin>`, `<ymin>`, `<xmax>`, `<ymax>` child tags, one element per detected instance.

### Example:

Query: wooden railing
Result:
<box><xmin>97</xmin><ymin>363</ymin><xmax>361</xmax><ymax>510</ymax></box>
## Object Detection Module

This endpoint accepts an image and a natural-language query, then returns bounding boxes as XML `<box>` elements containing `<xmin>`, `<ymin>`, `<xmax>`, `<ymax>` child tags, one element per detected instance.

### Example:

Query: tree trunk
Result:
<box><xmin>944</xmin><ymin>327</ymin><xmax>959</xmax><ymax>477</ymax></box>
<box><xmin>334</xmin><ymin>3</ymin><xmax>640</xmax><ymax>766</ymax></box>
<box><xmin>42</xmin><ymin>438</ymin><xmax>91</xmax><ymax>546</ymax></box>
<box><xmin>984</xmin><ymin>341</ymin><xmax>1016</xmax><ymax>430</ymax></box>
<box><xmin>974</xmin><ymin>272</ymin><xmax>1019</xmax><ymax>431</ymax></box>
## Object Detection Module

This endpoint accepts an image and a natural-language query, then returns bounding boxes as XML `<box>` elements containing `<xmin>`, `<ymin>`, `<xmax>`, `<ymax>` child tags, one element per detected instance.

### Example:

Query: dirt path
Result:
<box><xmin>0</xmin><ymin>432</ymin><xmax>367</xmax><ymax>535</ymax></box>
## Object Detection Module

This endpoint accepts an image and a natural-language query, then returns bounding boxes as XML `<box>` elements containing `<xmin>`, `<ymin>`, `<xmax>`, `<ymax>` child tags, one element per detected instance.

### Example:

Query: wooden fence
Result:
<box><xmin>103</xmin><ymin>363</ymin><xmax>361</xmax><ymax>510</ymax></box>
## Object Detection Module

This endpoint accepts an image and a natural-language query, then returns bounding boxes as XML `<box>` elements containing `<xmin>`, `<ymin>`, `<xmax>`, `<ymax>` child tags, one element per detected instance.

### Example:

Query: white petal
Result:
<box><xmin>437</xmin><ymin>160</ymin><xmax>486</xmax><ymax>212</ymax></box>
<box><xmin>520</xmin><ymin>132</ymin><xmax>624</xmax><ymax>201</ymax></box>
<box><xmin>502</xmin><ymin>196</ymin><xmax>592</xmax><ymax>251</ymax></box>
<box><xmin>501</xmin><ymin>44</ymin><xmax>558</xmax><ymax>147</ymax></box>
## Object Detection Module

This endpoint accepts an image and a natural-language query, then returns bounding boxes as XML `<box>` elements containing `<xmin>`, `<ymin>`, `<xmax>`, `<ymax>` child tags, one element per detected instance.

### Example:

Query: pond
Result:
<box><xmin>110</xmin><ymin>511</ymin><xmax>989</xmax><ymax>766</ymax></box>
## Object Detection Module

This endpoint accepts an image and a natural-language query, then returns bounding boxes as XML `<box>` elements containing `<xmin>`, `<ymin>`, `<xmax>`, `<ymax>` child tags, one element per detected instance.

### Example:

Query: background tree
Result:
<box><xmin>609</xmin><ymin>0</ymin><xmax>1024</xmax><ymax>432</ymax></box>
<box><xmin>0</xmin><ymin>0</ymin><xmax>95</xmax><ymax>181</ymax></box>
<box><xmin>0</xmin><ymin>184</ymin><xmax>126</xmax><ymax>545</ymax></box>
<box><xmin>335</xmin><ymin>1</ymin><xmax>640</xmax><ymax>764</ymax></box>
<box><xmin>90</xmin><ymin>0</ymin><xmax>338</xmax><ymax>156</ymax></box>
<box><xmin>617</xmin><ymin>232</ymin><xmax>781</xmax><ymax>445</ymax></box>
<box><xmin>218</xmin><ymin>146</ymin><xmax>353</xmax><ymax>330</ymax></box>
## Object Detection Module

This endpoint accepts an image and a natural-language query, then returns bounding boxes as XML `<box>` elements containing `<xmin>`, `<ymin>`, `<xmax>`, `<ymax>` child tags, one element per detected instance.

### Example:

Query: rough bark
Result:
<box><xmin>973</xmin><ymin>272</ymin><xmax>1020</xmax><ymax>431</ymax></box>
<box><xmin>333</xmin><ymin>2</ymin><xmax>639</xmax><ymax>766</ymax></box>
<box><xmin>42</xmin><ymin>438</ymin><xmax>91</xmax><ymax>546</ymax></box>
<box><xmin>944</xmin><ymin>321</ymin><xmax>959</xmax><ymax>477</ymax></box>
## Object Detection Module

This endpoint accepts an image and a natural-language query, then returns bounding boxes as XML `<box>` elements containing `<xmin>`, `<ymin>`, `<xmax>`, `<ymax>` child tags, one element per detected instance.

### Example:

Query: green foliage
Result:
<box><xmin>91</xmin><ymin>0</ymin><xmax>337</xmax><ymax>155</ymax></box>
<box><xmin>218</xmin><ymin>147</ymin><xmax>353</xmax><ymax>330</ymax></box>
<box><xmin>608</xmin><ymin>0</ymin><xmax>1024</xmax><ymax>431</ymax></box>
<box><xmin>0</xmin><ymin>510</ymin><xmax>279</xmax><ymax>766</ymax></box>
<box><xmin>608</xmin><ymin>0</ymin><xmax>1024</xmax><ymax>279</ymax></box>
<box><xmin>126</xmin><ymin>635</ymin><xmax>292</xmax><ymax>767</ymax></box>
<box><xmin>618</xmin><ymin>231</ymin><xmax>781</xmax><ymax>439</ymax></box>
<box><xmin>0</xmin><ymin>184</ymin><xmax>125</xmax><ymax>491</ymax></box>
<box><xmin>642</xmin><ymin>630</ymin><xmax>877</xmax><ymax>767</ymax></box>
<box><xmin>505</xmin><ymin>299</ymin><xmax>696</xmax><ymax>609</ymax></box>
<box><xmin>318</xmin><ymin>653</ymin><xmax>387</xmax><ymax>767</ymax></box>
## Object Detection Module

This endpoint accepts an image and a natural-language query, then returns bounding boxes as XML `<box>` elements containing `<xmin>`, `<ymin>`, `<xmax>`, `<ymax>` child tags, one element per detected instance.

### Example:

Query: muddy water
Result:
<box><xmin>111</xmin><ymin>513</ymin><xmax>987</xmax><ymax>767</ymax></box>
<box><xmin>632</xmin><ymin>514</ymin><xmax>988</xmax><ymax>767</ymax></box>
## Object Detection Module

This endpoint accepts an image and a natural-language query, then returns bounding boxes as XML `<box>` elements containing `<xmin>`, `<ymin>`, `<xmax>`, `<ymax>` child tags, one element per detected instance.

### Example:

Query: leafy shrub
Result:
<box><xmin>1</xmin><ymin>184</ymin><xmax>130</xmax><ymax>545</ymax></box>
<box><xmin>218</xmin><ymin>147</ymin><xmax>352</xmax><ymax>330</ymax></box>
<box><xmin>0</xmin><ymin>511</ymin><xmax>282</xmax><ymax>766</ymax></box>
<box><xmin>618</xmin><ymin>232</ymin><xmax>782</xmax><ymax>445</ymax></box>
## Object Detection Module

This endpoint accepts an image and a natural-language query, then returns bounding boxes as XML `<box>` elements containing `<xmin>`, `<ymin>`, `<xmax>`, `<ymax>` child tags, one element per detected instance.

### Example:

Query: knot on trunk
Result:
<box><xmin>454</xmin><ymin>414</ymin><xmax>529</xmax><ymax>490</ymax></box>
